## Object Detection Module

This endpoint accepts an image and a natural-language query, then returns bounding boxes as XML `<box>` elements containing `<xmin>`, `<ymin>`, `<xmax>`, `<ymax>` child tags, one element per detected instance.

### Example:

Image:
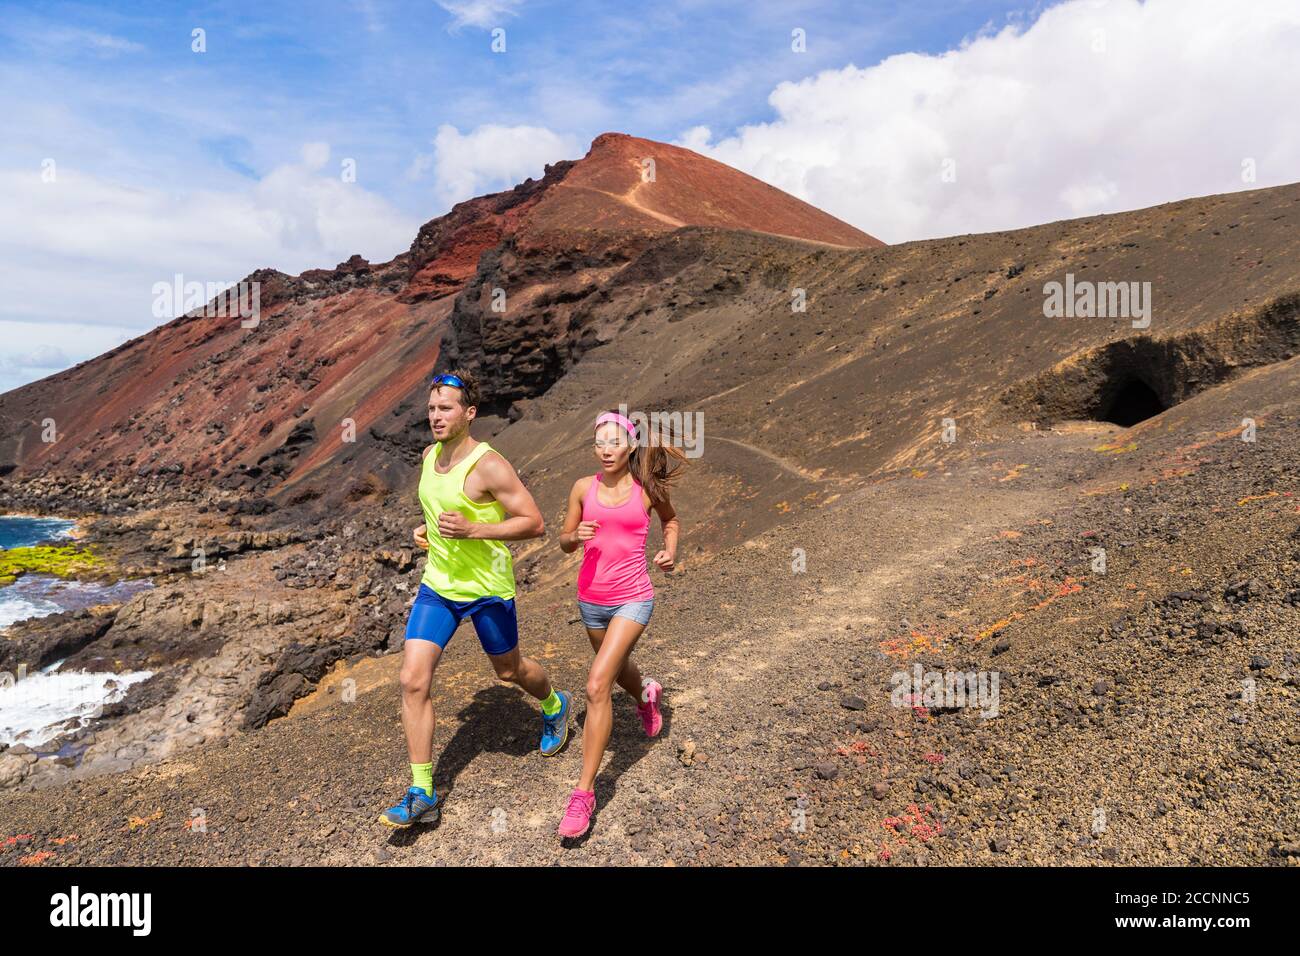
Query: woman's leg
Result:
<box><xmin>584</xmin><ymin>626</ymin><xmax>645</xmax><ymax>700</ymax></box>
<box><xmin>578</xmin><ymin>615</ymin><xmax>646</xmax><ymax>792</ymax></box>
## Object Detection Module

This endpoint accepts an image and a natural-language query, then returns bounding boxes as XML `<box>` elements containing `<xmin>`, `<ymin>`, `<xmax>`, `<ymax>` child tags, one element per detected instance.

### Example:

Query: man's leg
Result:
<box><xmin>473</xmin><ymin>598</ymin><xmax>569</xmax><ymax>755</ymax></box>
<box><xmin>381</xmin><ymin>587</ymin><xmax>457</xmax><ymax>827</ymax></box>
<box><xmin>400</xmin><ymin>639</ymin><xmax>443</xmax><ymax>765</ymax></box>
<box><xmin>473</xmin><ymin>598</ymin><xmax>552</xmax><ymax>701</ymax></box>
<box><xmin>487</xmin><ymin>646</ymin><xmax>553</xmax><ymax>700</ymax></box>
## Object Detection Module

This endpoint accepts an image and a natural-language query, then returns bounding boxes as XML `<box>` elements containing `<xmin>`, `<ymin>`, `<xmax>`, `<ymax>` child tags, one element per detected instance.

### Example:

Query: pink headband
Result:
<box><xmin>595</xmin><ymin>412</ymin><xmax>638</xmax><ymax>442</ymax></box>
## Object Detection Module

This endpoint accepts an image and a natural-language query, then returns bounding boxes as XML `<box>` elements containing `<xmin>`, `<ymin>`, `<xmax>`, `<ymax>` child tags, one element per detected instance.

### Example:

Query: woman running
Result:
<box><xmin>555</xmin><ymin>410</ymin><xmax>684</xmax><ymax>839</ymax></box>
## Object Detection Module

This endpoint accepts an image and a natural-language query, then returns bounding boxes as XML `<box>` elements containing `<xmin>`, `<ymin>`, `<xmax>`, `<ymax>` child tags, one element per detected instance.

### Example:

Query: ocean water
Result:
<box><xmin>1</xmin><ymin>514</ymin><xmax>155</xmax><ymax>747</ymax></box>
<box><xmin>0</xmin><ymin>515</ymin><xmax>77</xmax><ymax>549</ymax></box>
<box><xmin>0</xmin><ymin>514</ymin><xmax>154</xmax><ymax>628</ymax></box>
<box><xmin>0</xmin><ymin>574</ymin><xmax>155</xmax><ymax>628</ymax></box>
<box><xmin>0</xmin><ymin>665</ymin><xmax>153</xmax><ymax>748</ymax></box>
<box><xmin>0</xmin><ymin>589</ymin><xmax>60</xmax><ymax>629</ymax></box>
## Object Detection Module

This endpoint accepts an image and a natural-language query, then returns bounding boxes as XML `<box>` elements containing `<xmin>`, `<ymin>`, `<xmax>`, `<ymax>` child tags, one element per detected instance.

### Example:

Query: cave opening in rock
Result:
<box><xmin>1100</xmin><ymin>377</ymin><xmax>1167</xmax><ymax>427</ymax></box>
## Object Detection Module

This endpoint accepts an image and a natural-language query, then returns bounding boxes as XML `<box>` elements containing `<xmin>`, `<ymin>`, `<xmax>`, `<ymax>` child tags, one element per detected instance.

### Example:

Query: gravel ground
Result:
<box><xmin>3</xmin><ymin>359</ymin><xmax>1296</xmax><ymax>866</ymax></box>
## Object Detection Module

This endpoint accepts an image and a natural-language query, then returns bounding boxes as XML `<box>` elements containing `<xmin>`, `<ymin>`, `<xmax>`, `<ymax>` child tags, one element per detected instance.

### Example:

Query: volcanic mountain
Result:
<box><xmin>0</xmin><ymin>132</ymin><xmax>879</xmax><ymax>506</ymax></box>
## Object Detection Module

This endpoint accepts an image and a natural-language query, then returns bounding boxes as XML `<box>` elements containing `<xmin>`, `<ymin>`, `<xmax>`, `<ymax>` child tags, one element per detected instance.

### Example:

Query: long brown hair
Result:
<box><xmin>601</xmin><ymin>409</ymin><xmax>686</xmax><ymax>506</ymax></box>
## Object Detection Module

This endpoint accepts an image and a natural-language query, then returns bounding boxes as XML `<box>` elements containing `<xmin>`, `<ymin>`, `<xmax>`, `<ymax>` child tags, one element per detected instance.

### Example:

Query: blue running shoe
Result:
<box><xmin>540</xmin><ymin>690</ymin><xmax>571</xmax><ymax>757</ymax></box>
<box><xmin>379</xmin><ymin>786</ymin><xmax>440</xmax><ymax>829</ymax></box>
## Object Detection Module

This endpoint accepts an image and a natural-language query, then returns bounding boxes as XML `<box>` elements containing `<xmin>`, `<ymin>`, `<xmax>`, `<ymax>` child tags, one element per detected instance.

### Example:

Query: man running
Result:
<box><xmin>380</xmin><ymin>370</ymin><xmax>571</xmax><ymax>828</ymax></box>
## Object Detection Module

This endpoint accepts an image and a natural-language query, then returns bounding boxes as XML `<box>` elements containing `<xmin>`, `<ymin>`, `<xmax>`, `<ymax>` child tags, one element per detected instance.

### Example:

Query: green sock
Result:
<box><xmin>540</xmin><ymin>689</ymin><xmax>563</xmax><ymax>716</ymax></box>
<box><xmin>411</xmin><ymin>762</ymin><xmax>433</xmax><ymax>797</ymax></box>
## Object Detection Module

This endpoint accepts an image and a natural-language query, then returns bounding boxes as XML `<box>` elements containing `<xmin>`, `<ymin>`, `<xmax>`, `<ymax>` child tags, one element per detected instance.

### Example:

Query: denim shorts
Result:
<box><xmin>577</xmin><ymin>598</ymin><xmax>654</xmax><ymax>630</ymax></box>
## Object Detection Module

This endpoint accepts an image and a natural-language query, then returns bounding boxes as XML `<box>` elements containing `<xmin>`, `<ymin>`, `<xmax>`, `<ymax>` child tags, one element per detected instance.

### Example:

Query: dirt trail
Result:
<box><xmin>381</xmin><ymin>440</ymin><xmax>1067</xmax><ymax>866</ymax></box>
<box><xmin>708</xmin><ymin>435</ymin><xmax>844</xmax><ymax>484</ymax></box>
<box><xmin>0</xmin><ymin>425</ymin><xmax>1090</xmax><ymax>866</ymax></box>
<box><xmin>4</xmin><ymin>360</ymin><xmax>1299</xmax><ymax>866</ymax></box>
<box><xmin>555</xmin><ymin>181</ymin><xmax>688</xmax><ymax>230</ymax></box>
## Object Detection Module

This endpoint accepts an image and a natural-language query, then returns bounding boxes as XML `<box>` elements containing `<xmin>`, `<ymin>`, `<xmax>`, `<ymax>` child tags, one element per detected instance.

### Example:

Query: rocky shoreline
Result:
<box><xmin>0</xmin><ymin>474</ymin><xmax>435</xmax><ymax>792</ymax></box>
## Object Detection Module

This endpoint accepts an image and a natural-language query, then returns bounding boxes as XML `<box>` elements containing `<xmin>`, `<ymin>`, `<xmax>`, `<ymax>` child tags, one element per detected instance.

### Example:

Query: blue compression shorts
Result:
<box><xmin>404</xmin><ymin>583</ymin><xmax>519</xmax><ymax>656</ymax></box>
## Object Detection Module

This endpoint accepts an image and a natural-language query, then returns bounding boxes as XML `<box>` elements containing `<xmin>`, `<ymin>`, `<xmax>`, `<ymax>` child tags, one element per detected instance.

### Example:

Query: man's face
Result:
<box><xmin>428</xmin><ymin>386</ymin><xmax>473</xmax><ymax>441</ymax></box>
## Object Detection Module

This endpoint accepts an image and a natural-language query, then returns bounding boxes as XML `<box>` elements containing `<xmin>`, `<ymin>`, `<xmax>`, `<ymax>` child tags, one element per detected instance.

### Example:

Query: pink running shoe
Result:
<box><xmin>637</xmin><ymin>679</ymin><xmax>663</xmax><ymax>737</ymax></box>
<box><xmin>558</xmin><ymin>788</ymin><xmax>595</xmax><ymax>838</ymax></box>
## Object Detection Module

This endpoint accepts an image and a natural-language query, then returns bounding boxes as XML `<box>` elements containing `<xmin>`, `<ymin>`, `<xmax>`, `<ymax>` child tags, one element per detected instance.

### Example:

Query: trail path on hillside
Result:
<box><xmin>709</xmin><ymin>435</ymin><xmax>846</xmax><ymax>484</ymax></box>
<box><xmin>556</xmin><ymin>181</ymin><xmax>688</xmax><ymax>229</ymax></box>
<box><xmin>0</xmin><ymin>433</ymin><xmax>1078</xmax><ymax>865</ymax></box>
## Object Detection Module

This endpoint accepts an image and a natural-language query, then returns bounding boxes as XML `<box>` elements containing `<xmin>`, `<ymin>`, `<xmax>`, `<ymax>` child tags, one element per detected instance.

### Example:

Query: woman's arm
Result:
<box><xmin>651</xmin><ymin>494</ymin><xmax>679</xmax><ymax>571</ymax></box>
<box><xmin>558</xmin><ymin>478</ymin><xmax>598</xmax><ymax>553</ymax></box>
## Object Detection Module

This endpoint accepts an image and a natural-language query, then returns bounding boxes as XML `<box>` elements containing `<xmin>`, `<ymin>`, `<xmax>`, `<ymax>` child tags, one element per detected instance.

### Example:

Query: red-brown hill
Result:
<box><xmin>0</xmin><ymin>133</ymin><xmax>878</xmax><ymax>504</ymax></box>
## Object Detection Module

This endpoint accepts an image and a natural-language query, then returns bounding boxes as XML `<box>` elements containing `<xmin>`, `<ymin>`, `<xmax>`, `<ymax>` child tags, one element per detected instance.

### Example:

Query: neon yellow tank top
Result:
<box><xmin>418</xmin><ymin>440</ymin><xmax>515</xmax><ymax>600</ymax></box>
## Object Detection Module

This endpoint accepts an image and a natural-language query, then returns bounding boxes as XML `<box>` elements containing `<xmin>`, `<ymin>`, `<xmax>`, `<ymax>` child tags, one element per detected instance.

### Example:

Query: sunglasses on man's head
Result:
<box><xmin>432</xmin><ymin>374</ymin><xmax>465</xmax><ymax>389</ymax></box>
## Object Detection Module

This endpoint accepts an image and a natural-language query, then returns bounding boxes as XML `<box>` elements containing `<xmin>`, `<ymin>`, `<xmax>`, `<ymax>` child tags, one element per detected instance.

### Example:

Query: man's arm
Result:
<box><xmin>437</xmin><ymin>452</ymin><xmax>545</xmax><ymax>541</ymax></box>
<box><xmin>414</xmin><ymin>445</ymin><xmax>435</xmax><ymax>548</ymax></box>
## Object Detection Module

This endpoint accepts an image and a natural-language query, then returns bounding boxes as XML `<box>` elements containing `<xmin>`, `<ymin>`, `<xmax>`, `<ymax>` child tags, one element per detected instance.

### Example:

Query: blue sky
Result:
<box><xmin>2</xmin><ymin>1</ymin><xmax>1041</xmax><ymax>213</ymax></box>
<box><xmin>1</xmin><ymin>0</ymin><xmax>1297</xmax><ymax>392</ymax></box>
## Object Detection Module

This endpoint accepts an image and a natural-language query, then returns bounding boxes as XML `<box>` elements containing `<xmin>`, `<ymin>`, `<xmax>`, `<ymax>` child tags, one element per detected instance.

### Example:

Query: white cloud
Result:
<box><xmin>1</xmin><ymin>23</ymin><xmax>145</xmax><ymax>57</ymax></box>
<box><xmin>0</xmin><ymin>149</ymin><xmax>419</xmax><ymax>393</ymax></box>
<box><xmin>300</xmin><ymin>142</ymin><xmax>332</xmax><ymax>170</ymax></box>
<box><xmin>677</xmin><ymin>126</ymin><xmax>714</xmax><ymax>154</ymax></box>
<box><xmin>436</xmin><ymin>1</ymin><xmax>526</xmax><ymax>31</ymax></box>
<box><xmin>411</xmin><ymin>123</ymin><xmax>583</xmax><ymax>210</ymax></box>
<box><xmin>678</xmin><ymin>0</ymin><xmax>1300</xmax><ymax>243</ymax></box>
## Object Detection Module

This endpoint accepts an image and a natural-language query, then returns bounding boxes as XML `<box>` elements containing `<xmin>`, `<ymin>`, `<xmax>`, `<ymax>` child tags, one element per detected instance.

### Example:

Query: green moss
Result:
<box><xmin>0</xmin><ymin>545</ymin><xmax>104</xmax><ymax>585</ymax></box>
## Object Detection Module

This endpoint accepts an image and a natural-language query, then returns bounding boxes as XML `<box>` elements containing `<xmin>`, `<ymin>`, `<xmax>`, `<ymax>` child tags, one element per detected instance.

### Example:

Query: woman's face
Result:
<box><xmin>593</xmin><ymin>422</ymin><xmax>632</xmax><ymax>472</ymax></box>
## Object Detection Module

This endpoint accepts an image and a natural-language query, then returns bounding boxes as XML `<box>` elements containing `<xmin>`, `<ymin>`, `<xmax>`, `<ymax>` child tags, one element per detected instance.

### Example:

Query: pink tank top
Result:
<box><xmin>576</xmin><ymin>473</ymin><xmax>654</xmax><ymax>605</ymax></box>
